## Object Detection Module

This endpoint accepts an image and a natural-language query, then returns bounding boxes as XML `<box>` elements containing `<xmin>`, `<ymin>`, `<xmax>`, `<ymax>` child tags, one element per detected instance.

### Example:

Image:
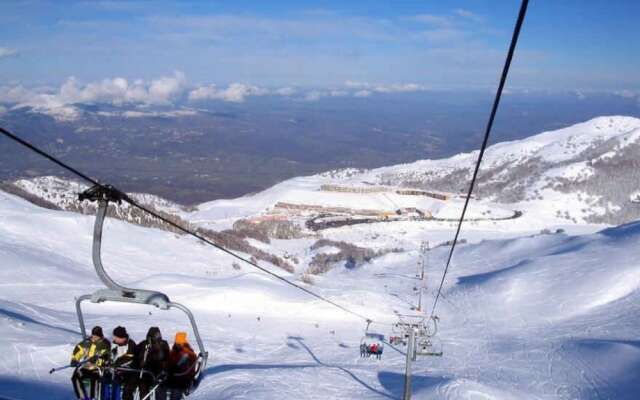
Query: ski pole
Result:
<box><xmin>140</xmin><ymin>382</ymin><xmax>162</xmax><ymax>400</ymax></box>
<box><xmin>49</xmin><ymin>358</ymin><xmax>92</xmax><ymax>374</ymax></box>
<box><xmin>49</xmin><ymin>364</ymin><xmax>74</xmax><ymax>374</ymax></box>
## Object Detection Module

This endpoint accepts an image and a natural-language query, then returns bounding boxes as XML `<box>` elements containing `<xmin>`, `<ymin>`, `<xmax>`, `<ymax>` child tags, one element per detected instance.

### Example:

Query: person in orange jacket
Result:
<box><xmin>167</xmin><ymin>332</ymin><xmax>198</xmax><ymax>399</ymax></box>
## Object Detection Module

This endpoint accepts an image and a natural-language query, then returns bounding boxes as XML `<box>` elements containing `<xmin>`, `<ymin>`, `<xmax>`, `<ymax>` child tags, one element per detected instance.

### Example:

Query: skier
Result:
<box><xmin>376</xmin><ymin>343</ymin><xmax>384</xmax><ymax>360</ymax></box>
<box><xmin>136</xmin><ymin>327</ymin><xmax>170</xmax><ymax>400</ymax></box>
<box><xmin>71</xmin><ymin>326</ymin><xmax>111</xmax><ymax>400</ymax></box>
<box><xmin>360</xmin><ymin>342</ymin><xmax>367</xmax><ymax>358</ymax></box>
<box><xmin>166</xmin><ymin>332</ymin><xmax>198</xmax><ymax>399</ymax></box>
<box><xmin>369</xmin><ymin>343</ymin><xmax>378</xmax><ymax>358</ymax></box>
<box><xmin>104</xmin><ymin>326</ymin><xmax>137</xmax><ymax>400</ymax></box>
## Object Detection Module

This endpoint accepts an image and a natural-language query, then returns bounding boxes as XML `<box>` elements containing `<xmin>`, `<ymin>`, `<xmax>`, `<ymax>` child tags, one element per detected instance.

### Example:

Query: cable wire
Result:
<box><xmin>0</xmin><ymin>126</ymin><xmax>372</xmax><ymax>322</ymax></box>
<box><xmin>429</xmin><ymin>0</ymin><xmax>529</xmax><ymax>320</ymax></box>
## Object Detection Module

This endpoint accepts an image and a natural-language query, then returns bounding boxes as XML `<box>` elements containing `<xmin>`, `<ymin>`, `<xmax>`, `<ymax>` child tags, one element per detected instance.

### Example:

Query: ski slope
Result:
<box><xmin>1</xmin><ymin>182</ymin><xmax>639</xmax><ymax>399</ymax></box>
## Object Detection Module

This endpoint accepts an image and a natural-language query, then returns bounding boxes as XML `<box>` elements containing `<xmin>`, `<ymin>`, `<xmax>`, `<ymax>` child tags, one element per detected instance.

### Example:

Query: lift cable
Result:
<box><xmin>429</xmin><ymin>0</ymin><xmax>529</xmax><ymax>320</ymax></box>
<box><xmin>0</xmin><ymin>126</ymin><xmax>373</xmax><ymax>323</ymax></box>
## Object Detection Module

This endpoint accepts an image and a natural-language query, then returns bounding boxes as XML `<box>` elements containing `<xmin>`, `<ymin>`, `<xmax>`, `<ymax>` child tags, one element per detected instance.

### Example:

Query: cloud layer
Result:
<box><xmin>0</xmin><ymin>73</ymin><xmax>432</xmax><ymax>120</ymax></box>
<box><xmin>188</xmin><ymin>83</ymin><xmax>268</xmax><ymax>103</ymax></box>
<box><xmin>0</xmin><ymin>72</ymin><xmax>188</xmax><ymax>120</ymax></box>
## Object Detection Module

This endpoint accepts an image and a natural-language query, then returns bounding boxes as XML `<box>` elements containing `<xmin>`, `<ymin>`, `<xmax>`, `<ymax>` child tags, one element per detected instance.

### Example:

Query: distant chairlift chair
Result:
<box><xmin>74</xmin><ymin>185</ymin><xmax>208</xmax><ymax>392</ymax></box>
<box><xmin>359</xmin><ymin>321</ymin><xmax>385</xmax><ymax>359</ymax></box>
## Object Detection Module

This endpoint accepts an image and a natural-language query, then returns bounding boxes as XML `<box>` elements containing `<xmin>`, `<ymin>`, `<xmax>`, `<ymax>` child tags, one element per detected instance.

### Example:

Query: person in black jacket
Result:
<box><xmin>109</xmin><ymin>326</ymin><xmax>137</xmax><ymax>400</ymax></box>
<box><xmin>136</xmin><ymin>327</ymin><xmax>170</xmax><ymax>400</ymax></box>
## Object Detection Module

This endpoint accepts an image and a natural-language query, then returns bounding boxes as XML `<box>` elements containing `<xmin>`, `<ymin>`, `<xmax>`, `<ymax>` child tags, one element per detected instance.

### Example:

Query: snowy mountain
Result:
<box><xmin>2</xmin><ymin>116</ymin><xmax>640</xmax><ymax>399</ymax></box>
<box><xmin>9</xmin><ymin>116</ymin><xmax>639</xmax><ymax>276</ymax></box>
<box><xmin>347</xmin><ymin>116</ymin><xmax>640</xmax><ymax>225</ymax></box>
<box><xmin>10</xmin><ymin>116</ymin><xmax>639</xmax><ymax>231</ymax></box>
<box><xmin>1</xmin><ymin>179</ymin><xmax>639</xmax><ymax>398</ymax></box>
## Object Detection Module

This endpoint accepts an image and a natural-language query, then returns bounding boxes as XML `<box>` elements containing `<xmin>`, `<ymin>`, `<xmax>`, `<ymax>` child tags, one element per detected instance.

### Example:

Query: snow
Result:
<box><xmin>357</xmin><ymin>116</ymin><xmax>640</xmax><ymax>182</ymax></box>
<box><xmin>1</xmin><ymin>182</ymin><xmax>639</xmax><ymax>399</ymax></box>
<box><xmin>543</xmin><ymin>161</ymin><xmax>594</xmax><ymax>182</ymax></box>
<box><xmin>13</xmin><ymin>176</ymin><xmax>188</xmax><ymax>217</ymax></box>
<box><xmin>2</xmin><ymin>116</ymin><xmax>640</xmax><ymax>398</ymax></box>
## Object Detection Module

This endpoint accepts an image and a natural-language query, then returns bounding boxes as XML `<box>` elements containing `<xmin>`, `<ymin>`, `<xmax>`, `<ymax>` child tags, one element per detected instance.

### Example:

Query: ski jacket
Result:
<box><xmin>112</xmin><ymin>338</ymin><xmax>136</xmax><ymax>368</ymax></box>
<box><xmin>169</xmin><ymin>343</ymin><xmax>197</xmax><ymax>377</ymax></box>
<box><xmin>71</xmin><ymin>338</ymin><xmax>111</xmax><ymax>370</ymax></box>
<box><xmin>135</xmin><ymin>339</ymin><xmax>170</xmax><ymax>376</ymax></box>
<box><xmin>167</xmin><ymin>342</ymin><xmax>198</xmax><ymax>389</ymax></box>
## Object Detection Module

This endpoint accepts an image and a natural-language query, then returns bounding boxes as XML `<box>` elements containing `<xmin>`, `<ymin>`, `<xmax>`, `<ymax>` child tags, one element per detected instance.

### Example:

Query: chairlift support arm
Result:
<box><xmin>75</xmin><ymin>186</ymin><xmax>208</xmax><ymax>367</ymax></box>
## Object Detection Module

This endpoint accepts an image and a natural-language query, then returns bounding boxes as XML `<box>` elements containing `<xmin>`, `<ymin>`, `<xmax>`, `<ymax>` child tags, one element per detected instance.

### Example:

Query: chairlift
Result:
<box><xmin>389</xmin><ymin>322</ymin><xmax>409</xmax><ymax>346</ymax></box>
<box><xmin>415</xmin><ymin>336</ymin><xmax>443</xmax><ymax>357</ymax></box>
<box><xmin>74</xmin><ymin>185</ymin><xmax>208</xmax><ymax>393</ymax></box>
<box><xmin>359</xmin><ymin>321</ymin><xmax>385</xmax><ymax>359</ymax></box>
<box><xmin>413</xmin><ymin>315</ymin><xmax>442</xmax><ymax>357</ymax></box>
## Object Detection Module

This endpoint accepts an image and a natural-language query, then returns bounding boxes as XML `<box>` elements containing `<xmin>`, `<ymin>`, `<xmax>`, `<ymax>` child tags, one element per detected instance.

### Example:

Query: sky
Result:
<box><xmin>0</xmin><ymin>0</ymin><xmax>638</xmax><ymax>113</ymax></box>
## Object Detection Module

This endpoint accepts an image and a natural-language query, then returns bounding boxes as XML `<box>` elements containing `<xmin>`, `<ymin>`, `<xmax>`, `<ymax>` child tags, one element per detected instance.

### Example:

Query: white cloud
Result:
<box><xmin>148</xmin><ymin>72</ymin><xmax>187</xmax><ymax>103</ymax></box>
<box><xmin>344</xmin><ymin>80</ymin><xmax>370</xmax><ymax>89</ymax></box>
<box><xmin>329</xmin><ymin>90</ymin><xmax>348</xmax><ymax>97</ymax></box>
<box><xmin>615</xmin><ymin>89</ymin><xmax>637</xmax><ymax>99</ymax></box>
<box><xmin>0</xmin><ymin>47</ymin><xmax>18</xmax><ymax>59</ymax></box>
<box><xmin>373</xmin><ymin>83</ymin><xmax>426</xmax><ymax>93</ymax></box>
<box><xmin>410</xmin><ymin>14</ymin><xmax>453</xmax><ymax>28</ymax></box>
<box><xmin>97</xmin><ymin>109</ymin><xmax>198</xmax><ymax>118</ymax></box>
<box><xmin>0</xmin><ymin>74</ymin><xmax>432</xmax><ymax>120</ymax></box>
<box><xmin>217</xmin><ymin>83</ymin><xmax>268</xmax><ymax>102</ymax></box>
<box><xmin>296</xmin><ymin>82</ymin><xmax>427</xmax><ymax>101</ymax></box>
<box><xmin>304</xmin><ymin>90</ymin><xmax>325</xmax><ymax>101</ymax></box>
<box><xmin>0</xmin><ymin>72</ymin><xmax>188</xmax><ymax>120</ymax></box>
<box><xmin>0</xmin><ymin>85</ymin><xmax>33</xmax><ymax>103</ymax></box>
<box><xmin>56</xmin><ymin>72</ymin><xmax>186</xmax><ymax>105</ymax></box>
<box><xmin>188</xmin><ymin>85</ymin><xmax>217</xmax><ymax>101</ymax></box>
<box><xmin>274</xmin><ymin>86</ymin><xmax>297</xmax><ymax>96</ymax></box>
<box><xmin>188</xmin><ymin>83</ymin><xmax>268</xmax><ymax>103</ymax></box>
<box><xmin>354</xmin><ymin>90</ymin><xmax>371</xmax><ymax>98</ymax></box>
<box><xmin>303</xmin><ymin>88</ymin><xmax>351</xmax><ymax>101</ymax></box>
<box><xmin>343</xmin><ymin>81</ymin><xmax>427</xmax><ymax>95</ymax></box>
<box><xmin>454</xmin><ymin>9</ymin><xmax>484</xmax><ymax>23</ymax></box>
<box><xmin>616</xmin><ymin>90</ymin><xmax>640</xmax><ymax>108</ymax></box>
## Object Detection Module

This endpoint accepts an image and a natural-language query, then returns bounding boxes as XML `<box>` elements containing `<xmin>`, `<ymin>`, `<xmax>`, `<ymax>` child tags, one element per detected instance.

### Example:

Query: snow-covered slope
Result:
<box><xmin>186</xmin><ymin>117</ymin><xmax>640</xmax><ymax>238</ymax></box>
<box><xmin>348</xmin><ymin>116</ymin><xmax>640</xmax><ymax>225</ymax></box>
<box><xmin>1</xmin><ymin>183</ymin><xmax>639</xmax><ymax>399</ymax></box>
<box><xmin>8</xmin><ymin>117</ymin><xmax>640</xmax><ymax>231</ymax></box>
<box><xmin>2</xmin><ymin>116</ymin><xmax>640</xmax><ymax>398</ymax></box>
<box><xmin>9</xmin><ymin>175</ymin><xmax>191</xmax><ymax>215</ymax></box>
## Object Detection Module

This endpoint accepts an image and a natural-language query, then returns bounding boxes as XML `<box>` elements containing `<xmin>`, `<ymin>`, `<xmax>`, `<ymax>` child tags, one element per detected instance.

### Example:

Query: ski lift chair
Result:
<box><xmin>359</xmin><ymin>321</ymin><xmax>385</xmax><ymax>358</ymax></box>
<box><xmin>74</xmin><ymin>185</ymin><xmax>209</xmax><ymax>390</ymax></box>
<box><xmin>414</xmin><ymin>316</ymin><xmax>442</xmax><ymax>357</ymax></box>
<box><xmin>415</xmin><ymin>336</ymin><xmax>443</xmax><ymax>357</ymax></box>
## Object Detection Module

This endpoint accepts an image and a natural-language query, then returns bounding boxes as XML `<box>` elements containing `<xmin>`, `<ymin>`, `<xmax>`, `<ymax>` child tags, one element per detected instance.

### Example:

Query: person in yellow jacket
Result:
<box><xmin>71</xmin><ymin>326</ymin><xmax>111</xmax><ymax>400</ymax></box>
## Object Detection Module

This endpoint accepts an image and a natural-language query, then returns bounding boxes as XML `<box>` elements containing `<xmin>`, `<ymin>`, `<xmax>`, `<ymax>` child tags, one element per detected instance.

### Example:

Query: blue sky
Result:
<box><xmin>0</xmin><ymin>0</ymin><xmax>638</xmax><ymax>91</ymax></box>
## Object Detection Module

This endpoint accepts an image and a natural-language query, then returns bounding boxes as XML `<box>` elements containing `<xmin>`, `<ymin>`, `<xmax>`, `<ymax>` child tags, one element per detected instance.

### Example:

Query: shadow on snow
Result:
<box><xmin>0</xmin><ymin>306</ymin><xmax>80</xmax><ymax>336</ymax></box>
<box><xmin>377</xmin><ymin>371</ymin><xmax>449</xmax><ymax>398</ymax></box>
<box><xmin>0</xmin><ymin>376</ymin><xmax>69</xmax><ymax>400</ymax></box>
